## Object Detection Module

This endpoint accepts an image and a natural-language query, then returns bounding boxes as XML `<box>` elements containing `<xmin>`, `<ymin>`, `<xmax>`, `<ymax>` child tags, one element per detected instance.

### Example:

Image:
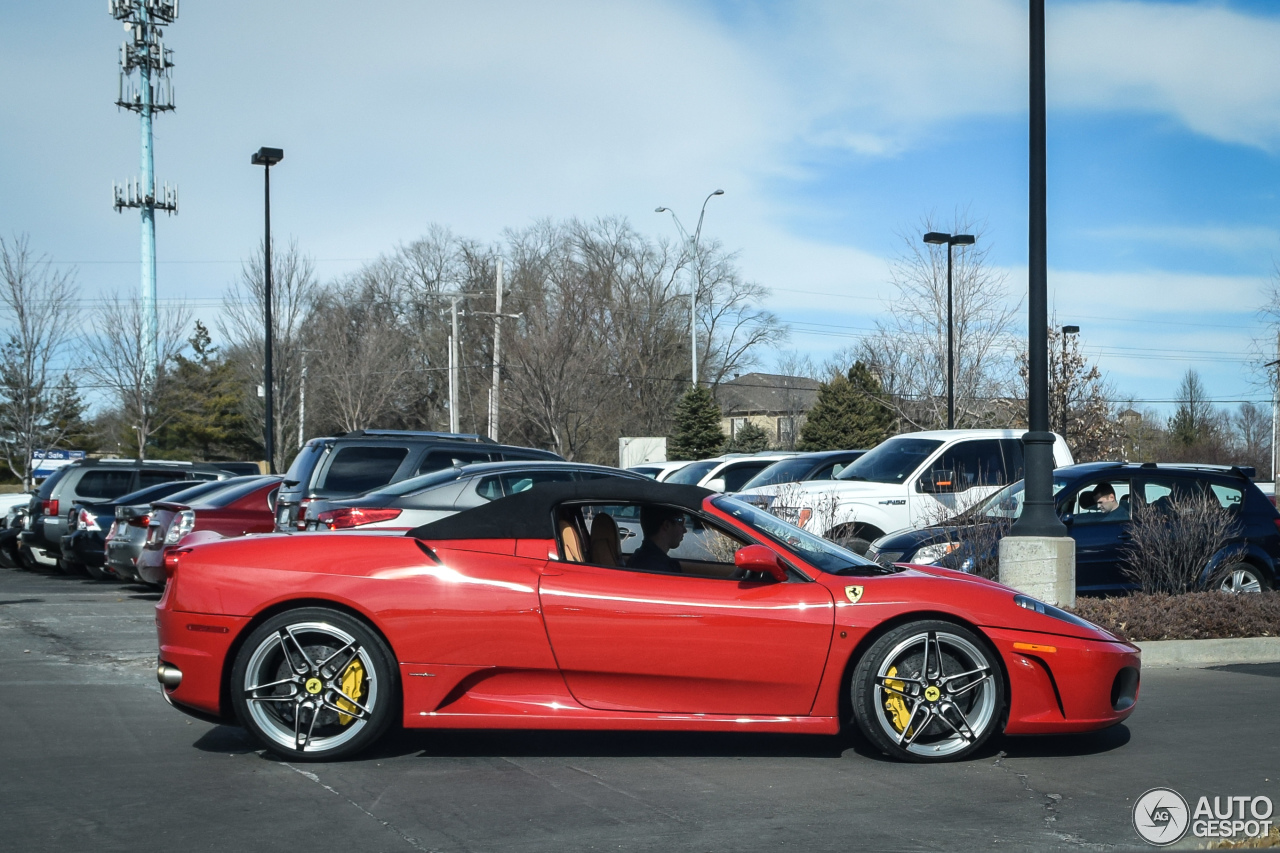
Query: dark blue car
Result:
<box><xmin>866</xmin><ymin>462</ymin><xmax>1280</xmax><ymax>594</ymax></box>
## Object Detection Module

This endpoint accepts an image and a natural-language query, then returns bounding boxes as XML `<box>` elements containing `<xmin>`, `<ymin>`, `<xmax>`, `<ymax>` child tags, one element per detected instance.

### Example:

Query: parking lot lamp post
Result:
<box><xmin>656</xmin><ymin>188</ymin><xmax>724</xmax><ymax>387</ymax></box>
<box><xmin>922</xmin><ymin>231</ymin><xmax>975</xmax><ymax>429</ymax></box>
<box><xmin>1060</xmin><ymin>325</ymin><xmax>1079</xmax><ymax>441</ymax></box>
<box><xmin>251</xmin><ymin>146</ymin><xmax>284</xmax><ymax>474</ymax></box>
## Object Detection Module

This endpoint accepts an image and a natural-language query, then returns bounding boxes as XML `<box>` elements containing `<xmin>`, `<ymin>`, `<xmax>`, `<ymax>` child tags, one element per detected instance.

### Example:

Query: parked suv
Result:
<box><xmin>867</xmin><ymin>462</ymin><xmax>1279</xmax><ymax>594</ymax></box>
<box><xmin>737</xmin><ymin>429</ymin><xmax>1074</xmax><ymax>553</ymax></box>
<box><xmin>274</xmin><ymin>430</ymin><xmax>563</xmax><ymax>531</ymax></box>
<box><xmin>20</xmin><ymin>459</ymin><xmax>232</xmax><ymax>570</ymax></box>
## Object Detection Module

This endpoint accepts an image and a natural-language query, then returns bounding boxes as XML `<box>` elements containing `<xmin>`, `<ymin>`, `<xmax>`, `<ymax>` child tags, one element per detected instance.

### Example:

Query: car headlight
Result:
<box><xmin>912</xmin><ymin>541</ymin><xmax>961</xmax><ymax>565</ymax></box>
<box><xmin>1013</xmin><ymin>594</ymin><xmax>1103</xmax><ymax>632</ymax></box>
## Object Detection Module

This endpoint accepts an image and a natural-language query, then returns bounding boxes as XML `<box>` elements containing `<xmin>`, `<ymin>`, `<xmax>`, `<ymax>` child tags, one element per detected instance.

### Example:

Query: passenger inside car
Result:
<box><xmin>627</xmin><ymin>505</ymin><xmax>685</xmax><ymax>573</ymax></box>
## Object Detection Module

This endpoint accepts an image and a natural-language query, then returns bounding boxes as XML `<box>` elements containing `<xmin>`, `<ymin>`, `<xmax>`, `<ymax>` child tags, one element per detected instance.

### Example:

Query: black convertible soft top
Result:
<box><xmin>408</xmin><ymin>478</ymin><xmax>713</xmax><ymax>541</ymax></box>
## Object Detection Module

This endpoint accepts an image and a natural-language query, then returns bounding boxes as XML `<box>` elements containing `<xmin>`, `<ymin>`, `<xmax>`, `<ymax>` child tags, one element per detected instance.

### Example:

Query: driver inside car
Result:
<box><xmin>627</xmin><ymin>505</ymin><xmax>686</xmax><ymax>573</ymax></box>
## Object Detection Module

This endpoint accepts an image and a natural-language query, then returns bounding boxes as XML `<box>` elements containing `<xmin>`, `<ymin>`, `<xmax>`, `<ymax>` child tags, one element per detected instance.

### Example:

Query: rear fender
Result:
<box><xmin>1199</xmin><ymin>543</ymin><xmax>1273</xmax><ymax>587</ymax></box>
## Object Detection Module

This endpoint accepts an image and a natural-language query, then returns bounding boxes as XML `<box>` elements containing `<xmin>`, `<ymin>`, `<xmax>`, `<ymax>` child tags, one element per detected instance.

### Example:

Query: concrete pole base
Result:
<box><xmin>998</xmin><ymin>536</ymin><xmax>1076</xmax><ymax>607</ymax></box>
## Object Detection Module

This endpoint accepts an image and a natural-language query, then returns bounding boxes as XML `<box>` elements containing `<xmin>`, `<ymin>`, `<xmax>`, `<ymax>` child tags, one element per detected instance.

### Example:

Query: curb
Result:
<box><xmin>1136</xmin><ymin>636</ymin><xmax>1280</xmax><ymax>668</ymax></box>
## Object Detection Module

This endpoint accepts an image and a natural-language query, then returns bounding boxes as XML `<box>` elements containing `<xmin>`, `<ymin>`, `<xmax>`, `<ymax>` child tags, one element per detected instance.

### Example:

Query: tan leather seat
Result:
<box><xmin>558</xmin><ymin>517</ymin><xmax>585</xmax><ymax>563</ymax></box>
<box><xmin>588</xmin><ymin>514</ymin><xmax>621</xmax><ymax>567</ymax></box>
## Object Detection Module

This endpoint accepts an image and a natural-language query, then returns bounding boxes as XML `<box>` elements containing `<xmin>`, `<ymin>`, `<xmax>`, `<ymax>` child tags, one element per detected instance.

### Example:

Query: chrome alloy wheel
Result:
<box><xmin>1218</xmin><ymin>565</ymin><xmax>1264</xmax><ymax>594</ymax></box>
<box><xmin>870</xmin><ymin>629</ymin><xmax>998</xmax><ymax>759</ymax></box>
<box><xmin>241</xmin><ymin>621</ymin><xmax>379</xmax><ymax>754</ymax></box>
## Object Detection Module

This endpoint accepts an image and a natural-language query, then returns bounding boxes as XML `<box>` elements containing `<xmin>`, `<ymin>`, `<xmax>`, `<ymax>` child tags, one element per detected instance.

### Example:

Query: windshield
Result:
<box><xmin>665</xmin><ymin>460</ymin><xmax>719</xmax><ymax>485</ymax></box>
<box><xmin>712</xmin><ymin>495</ymin><xmax>890</xmax><ymax>575</ymax></box>
<box><xmin>972</xmin><ymin>477</ymin><xmax>1071</xmax><ymax>521</ymax></box>
<box><xmin>740</xmin><ymin>457</ymin><xmax>816</xmax><ymax>490</ymax></box>
<box><xmin>835</xmin><ymin>438</ymin><xmax>943</xmax><ymax>484</ymax></box>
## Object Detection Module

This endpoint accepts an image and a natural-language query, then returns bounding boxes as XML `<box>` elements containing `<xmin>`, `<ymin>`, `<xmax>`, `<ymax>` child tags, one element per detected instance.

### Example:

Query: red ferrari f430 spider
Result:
<box><xmin>155</xmin><ymin>480</ymin><xmax>1140</xmax><ymax>763</ymax></box>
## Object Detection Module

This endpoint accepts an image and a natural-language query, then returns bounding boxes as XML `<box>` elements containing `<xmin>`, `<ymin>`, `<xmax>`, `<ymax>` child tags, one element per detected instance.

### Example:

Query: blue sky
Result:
<box><xmin>2</xmin><ymin>0</ymin><xmax>1279</xmax><ymax>417</ymax></box>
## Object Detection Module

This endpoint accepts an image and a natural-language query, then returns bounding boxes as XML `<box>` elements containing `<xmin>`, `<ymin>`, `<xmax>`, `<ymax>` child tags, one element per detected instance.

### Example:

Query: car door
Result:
<box><xmin>1063</xmin><ymin>478</ymin><xmax>1133</xmax><ymax>592</ymax></box>
<box><xmin>910</xmin><ymin>439</ymin><xmax>1020</xmax><ymax>526</ymax></box>
<box><xmin>538</xmin><ymin>504</ymin><xmax>835</xmax><ymax>716</ymax></box>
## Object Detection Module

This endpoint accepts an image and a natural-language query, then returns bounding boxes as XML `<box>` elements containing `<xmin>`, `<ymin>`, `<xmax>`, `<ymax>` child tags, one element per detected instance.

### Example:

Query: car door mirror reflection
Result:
<box><xmin>733</xmin><ymin>545</ymin><xmax>787</xmax><ymax>583</ymax></box>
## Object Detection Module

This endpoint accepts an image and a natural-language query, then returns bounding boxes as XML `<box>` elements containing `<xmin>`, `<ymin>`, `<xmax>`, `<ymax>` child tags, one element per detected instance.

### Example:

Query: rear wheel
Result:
<box><xmin>83</xmin><ymin>562</ymin><xmax>113</xmax><ymax>581</ymax></box>
<box><xmin>57</xmin><ymin>557</ymin><xmax>87</xmax><ymax>576</ymax></box>
<box><xmin>230</xmin><ymin>607</ymin><xmax>398</xmax><ymax>761</ymax></box>
<box><xmin>1217</xmin><ymin>563</ymin><xmax>1270</xmax><ymax>594</ymax></box>
<box><xmin>852</xmin><ymin>620</ymin><xmax>1004</xmax><ymax>762</ymax></box>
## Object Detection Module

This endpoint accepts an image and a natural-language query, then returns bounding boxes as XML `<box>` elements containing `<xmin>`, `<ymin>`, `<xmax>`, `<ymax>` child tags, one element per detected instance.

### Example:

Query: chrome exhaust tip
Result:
<box><xmin>156</xmin><ymin>662</ymin><xmax>183</xmax><ymax>688</ymax></box>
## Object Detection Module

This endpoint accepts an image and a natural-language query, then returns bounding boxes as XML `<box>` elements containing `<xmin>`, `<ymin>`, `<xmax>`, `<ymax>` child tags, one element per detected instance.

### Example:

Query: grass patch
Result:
<box><xmin>1069</xmin><ymin>592</ymin><xmax>1280</xmax><ymax>642</ymax></box>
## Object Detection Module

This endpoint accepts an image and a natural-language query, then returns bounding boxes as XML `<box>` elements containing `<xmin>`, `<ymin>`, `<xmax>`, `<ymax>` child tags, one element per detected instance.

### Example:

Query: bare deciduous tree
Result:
<box><xmin>83</xmin><ymin>295</ymin><xmax>190</xmax><ymax>459</ymax></box>
<box><xmin>219</xmin><ymin>240</ymin><xmax>318</xmax><ymax>471</ymax></box>
<box><xmin>0</xmin><ymin>235</ymin><xmax>80</xmax><ymax>487</ymax></box>
<box><xmin>1018</xmin><ymin>324</ymin><xmax>1123</xmax><ymax>461</ymax></box>
<box><xmin>856</xmin><ymin>214</ymin><xmax>1020</xmax><ymax>430</ymax></box>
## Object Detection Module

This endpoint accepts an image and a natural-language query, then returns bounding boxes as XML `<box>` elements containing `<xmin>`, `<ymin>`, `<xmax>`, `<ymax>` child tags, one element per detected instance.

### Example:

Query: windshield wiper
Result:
<box><xmin>834</xmin><ymin>562</ymin><xmax>902</xmax><ymax>576</ymax></box>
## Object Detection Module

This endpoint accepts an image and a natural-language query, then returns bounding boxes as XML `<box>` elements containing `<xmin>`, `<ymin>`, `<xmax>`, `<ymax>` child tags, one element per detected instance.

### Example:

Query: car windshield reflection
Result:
<box><xmin>712</xmin><ymin>495</ymin><xmax>893</xmax><ymax>575</ymax></box>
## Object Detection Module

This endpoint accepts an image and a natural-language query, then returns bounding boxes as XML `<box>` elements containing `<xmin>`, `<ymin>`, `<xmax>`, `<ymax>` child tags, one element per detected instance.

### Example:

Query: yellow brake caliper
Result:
<box><xmin>883</xmin><ymin>666</ymin><xmax>912</xmax><ymax>733</ymax></box>
<box><xmin>335</xmin><ymin>659</ymin><xmax>366</xmax><ymax>725</ymax></box>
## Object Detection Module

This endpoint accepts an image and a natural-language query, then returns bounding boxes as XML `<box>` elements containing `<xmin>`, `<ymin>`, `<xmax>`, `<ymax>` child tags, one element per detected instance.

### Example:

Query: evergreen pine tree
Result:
<box><xmin>668</xmin><ymin>386</ymin><xmax>726</xmax><ymax>460</ymax></box>
<box><xmin>155</xmin><ymin>322</ymin><xmax>256</xmax><ymax>460</ymax></box>
<box><xmin>723</xmin><ymin>420</ymin><xmax>769</xmax><ymax>453</ymax></box>
<box><xmin>798</xmin><ymin>361</ymin><xmax>895</xmax><ymax>451</ymax></box>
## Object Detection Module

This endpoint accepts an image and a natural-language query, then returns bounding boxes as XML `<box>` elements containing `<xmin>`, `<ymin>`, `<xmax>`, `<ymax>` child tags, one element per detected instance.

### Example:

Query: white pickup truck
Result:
<box><xmin>735</xmin><ymin>429</ymin><xmax>1074</xmax><ymax>552</ymax></box>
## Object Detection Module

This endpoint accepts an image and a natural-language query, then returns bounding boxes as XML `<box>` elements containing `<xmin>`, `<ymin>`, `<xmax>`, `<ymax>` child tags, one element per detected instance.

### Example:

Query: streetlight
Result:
<box><xmin>251</xmin><ymin>146</ymin><xmax>283</xmax><ymax>473</ymax></box>
<box><xmin>656</xmin><ymin>188</ymin><xmax>724</xmax><ymax>387</ymax></box>
<box><xmin>1060</xmin><ymin>325</ymin><xmax>1080</xmax><ymax>440</ymax></box>
<box><xmin>922</xmin><ymin>230</ymin><xmax>975</xmax><ymax>429</ymax></box>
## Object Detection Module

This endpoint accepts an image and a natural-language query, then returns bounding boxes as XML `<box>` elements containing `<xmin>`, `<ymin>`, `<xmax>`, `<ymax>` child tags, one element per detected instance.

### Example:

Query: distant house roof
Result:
<box><xmin>716</xmin><ymin>372</ymin><xmax>821</xmax><ymax>416</ymax></box>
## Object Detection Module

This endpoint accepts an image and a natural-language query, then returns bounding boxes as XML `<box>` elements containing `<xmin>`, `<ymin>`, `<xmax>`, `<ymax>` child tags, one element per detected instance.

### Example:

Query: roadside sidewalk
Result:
<box><xmin>1137</xmin><ymin>636</ymin><xmax>1280</xmax><ymax>667</ymax></box>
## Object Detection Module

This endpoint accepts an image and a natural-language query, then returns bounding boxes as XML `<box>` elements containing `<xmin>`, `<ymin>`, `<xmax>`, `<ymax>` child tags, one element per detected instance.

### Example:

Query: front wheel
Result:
<box><xmin>230</xmin><ymin>607</ymin><xmax>398</xmax><ymax>761</ymax></box>
<box><xmin>852</xmin><ymin>620</ymin><xmax>1004</xmax><ymax>762</ymax></box>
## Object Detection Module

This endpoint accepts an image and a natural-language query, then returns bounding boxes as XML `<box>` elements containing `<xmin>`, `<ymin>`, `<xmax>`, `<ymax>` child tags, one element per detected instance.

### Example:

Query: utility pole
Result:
<box><xmin>110</xmin><ymin>0</ymin><xmax>178</xmax><ymax>379</ymax></box>
<box><xmin>489</xmin><ymin>260</ymin><xmax>503</xmax><ymax>441</ymax></box>
<box><xmin>449</xmin><ymin>296</ymin><xmax>462</xmax><ymax>434</ymax></box>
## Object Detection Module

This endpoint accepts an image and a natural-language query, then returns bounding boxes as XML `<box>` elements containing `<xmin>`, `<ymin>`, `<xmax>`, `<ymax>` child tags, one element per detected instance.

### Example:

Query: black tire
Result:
<box><xmin>852</xmin><ymin>619</ymin><xmax>1004</xmax><ymax>763</ymax></box>
<box><xmin>58</xmin><ymin>557</ymin><xmax>87</xmax><ymax>576</ymax></box>
<box><xmin>83</xmin><ymin>562</ymin><xmax>113</xmax><ymax>581</ymax></box>
<box><xmin>1216</xmin><ymin>563</ymin><xmax>1271</xmax><ymax>594</ymax></box>
<box><xmin>230</xmin><ymin>607</ymin><xmax>398</xmax><ymax>762</ymax></box>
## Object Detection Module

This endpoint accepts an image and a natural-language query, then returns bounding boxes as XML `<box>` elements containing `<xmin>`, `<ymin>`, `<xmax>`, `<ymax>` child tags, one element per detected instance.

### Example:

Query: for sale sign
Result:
<box><xmin>31</xmin><ymin>449</ymin><xmax>86</xmax><ymax>478</ymax></box>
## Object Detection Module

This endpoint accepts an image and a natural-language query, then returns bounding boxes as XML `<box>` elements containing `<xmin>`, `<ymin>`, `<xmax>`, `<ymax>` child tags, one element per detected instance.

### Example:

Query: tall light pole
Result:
<box><xmin>922</xmin><ymin>231</ymin><xmax>975</xmax><ymax>429</ymax></box>
<box><xmin>1060</xmin><ymin>325</ymin><xmax>1080</xmax><ymax>441</ymax></box>
<box><xmin>1009</xmin><ymin>0</ymin><xmax>1067</xmax><ymax>541</ymax></box>
<box><xmin>656</xmin><ymin>188</ymin><xmax>724</xmax><ymax>387</ymax></box>
<box><xmin>251</xmin><ymin>147</ymin><xmax>283</xmax><ymax>473</ymax></box>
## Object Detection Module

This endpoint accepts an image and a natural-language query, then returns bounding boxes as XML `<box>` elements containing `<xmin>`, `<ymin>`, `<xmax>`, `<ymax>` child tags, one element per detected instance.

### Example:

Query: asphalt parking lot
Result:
<box><xmin>2</xmin><ymin>566</ymin><xmax>1276</xmax><ymax>853</ymax></box>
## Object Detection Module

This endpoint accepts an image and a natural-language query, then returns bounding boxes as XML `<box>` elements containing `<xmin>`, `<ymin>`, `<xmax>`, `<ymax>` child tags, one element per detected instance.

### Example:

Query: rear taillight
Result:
<box><xmin>294</xmin><ymin>498</ymin><xmax>312</xmax><ymax>531</ymax></box>
<box><xmin>126</xmin><ymin>514</ymin><xmax>151</xmax><ymax>528</ymax></box>
<box><xmin>77</xmin><ymin>509</ymin><xmax>100</xmax><ymax>532</ymax></box>
<box><xmin>316</xmin><ymin>507</ymin><xmax>402</xmax><ymax>530</ymax></box>
<box><xmin>164</xmin><ymin>510</ymin><xmax>196</xmax><ymax>545</ymax></box>
<box><xmin>105</xmin><ymin>521</ymin><xmax>119</xmax><ymax>544</ymax></box>
<box><xmin>43</xmin><ymin>499</ymin><xmax>58</xmax><ymax>517</ymax></box>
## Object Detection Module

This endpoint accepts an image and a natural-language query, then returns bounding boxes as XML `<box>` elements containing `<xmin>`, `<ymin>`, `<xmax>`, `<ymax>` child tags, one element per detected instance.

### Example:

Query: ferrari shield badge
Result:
<box><xmin>844</xmin><ymin>585</ymin><xmax>864</xmax><ymax>604</ymax></box>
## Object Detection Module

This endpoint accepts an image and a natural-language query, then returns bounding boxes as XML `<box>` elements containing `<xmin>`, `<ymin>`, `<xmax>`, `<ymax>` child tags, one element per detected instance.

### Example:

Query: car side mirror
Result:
<box><xmin>919</xmin><ymin>469</ymin><xmax>957</xmax><ymax>494</ymax></box>
<box><xmin>734</xmin><ymin>545</ymin><xmax>787</xmax><ymax>583</ymax></box>
<box><xmin>705</xmin><ymin>477</ymin><xmax>727</xmax><ymax>493</ymax></box>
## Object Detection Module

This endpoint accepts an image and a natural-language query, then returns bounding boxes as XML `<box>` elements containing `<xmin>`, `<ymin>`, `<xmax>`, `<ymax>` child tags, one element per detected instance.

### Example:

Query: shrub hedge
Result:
<box><xmin>1069</xmin><ymin>592</ymin><xmax>1280</xmax><ymax>642</ymax></box>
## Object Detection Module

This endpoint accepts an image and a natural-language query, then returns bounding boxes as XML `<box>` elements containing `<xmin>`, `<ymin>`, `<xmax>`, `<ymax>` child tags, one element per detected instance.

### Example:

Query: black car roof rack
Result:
<box><xmin>1136</xmin><ymin>462</ymin><xmax>1255</xmax><ymax>480</ymax></box>
<box><xmin>341</xmin><ymin>429</ymin><xmax>497</xmax><ymax>444</ymax></box>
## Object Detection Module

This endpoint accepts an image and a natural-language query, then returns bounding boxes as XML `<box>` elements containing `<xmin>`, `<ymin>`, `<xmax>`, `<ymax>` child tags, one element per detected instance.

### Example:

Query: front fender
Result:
<box><xmin>817</xmin><ymin>502</ymin><xmax>898</xmax><ymax>539</ymax></box>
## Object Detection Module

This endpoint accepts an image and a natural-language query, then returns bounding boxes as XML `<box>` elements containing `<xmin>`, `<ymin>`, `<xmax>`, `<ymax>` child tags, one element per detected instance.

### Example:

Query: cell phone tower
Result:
<box><xmin>110</xmin><ymin>0</ymin><xmax>179</xmax><ymax>379</ymax></box>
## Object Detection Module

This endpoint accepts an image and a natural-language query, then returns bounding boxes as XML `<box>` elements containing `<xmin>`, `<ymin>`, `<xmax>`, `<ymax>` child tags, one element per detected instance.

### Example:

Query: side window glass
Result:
<box><xmin>721</xmin><ymin>463</ymin><xmax>769</xmax><ymax>493</ymax></box>
<box><xmin>1208</xmin><ymin>482</ymin><xmax>1243</xmax><ymax>513</ymax></box>
<box><xmin>502</xmin><ymin>470</ymin><xmax>574</xmax><ymax>495</ymax></box>
<box><xmin>999</xmin><ymin>439</ymin><xmax>1025</xmax><ymax>483</ymax></box>
<box><xmin>567</xmin><ymin>503</ymin><xmax>748</xmax><ymax>579</ymax></box>
<box><xmin>814</xmin><ymin>463</ymin><xmax>839</xmax><ymax>480</ymax></box>
<box><xmin>74</xmin><ymin>470</ymin><xmax>136</xmax><ymax>500</ymax></box>
<box><xmin>475</xmin><ymin>476</ymin><xmax>503</xmax><ymax>501</ymax></box>
<box><xmin>1069</xmin><ymin>480</ymin><xmax>1131</xmax><ymax>524</ymax></box>
<box><xmin>138</xmin><ymin>470</ymin><xmax>187</xmax><ymax>488</ymax></box>
<box><xmin>418</xmin><ymin>449</ymin><xmax>493</xmax><ymax>475</ymax></box>
<box><xmin>932</xmin><ymin>440</ymin><xmax>1009</xmax><ymax>490</ymax></box>
<box><xmin>319</xmin><ymin>446</ymin><xmax>408</xmax><ymax>493</ymax></box>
